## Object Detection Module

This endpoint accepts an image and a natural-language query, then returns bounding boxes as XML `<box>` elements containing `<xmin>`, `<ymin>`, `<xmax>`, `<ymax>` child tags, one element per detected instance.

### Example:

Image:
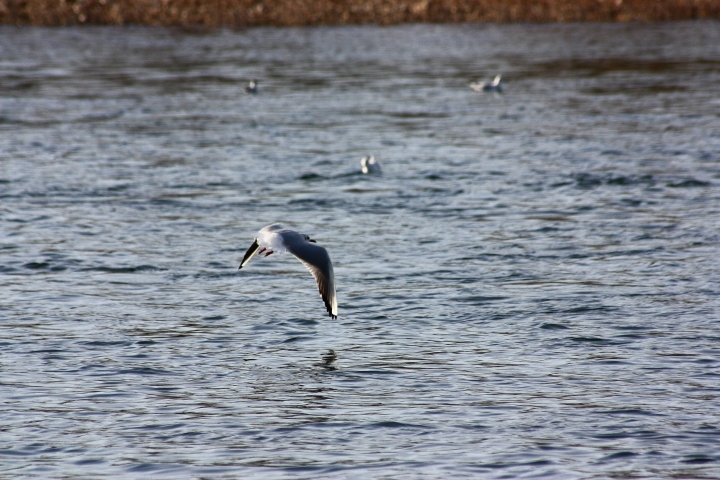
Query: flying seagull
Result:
<box><xmin>239</xmin><ymin>224</ymin><xmax>337</xmax><ymax>319</ymax></box>
<box><xmin>470</xmin><ymin>75</ymin><xmax>503</xmax><ymax>93</ymax></box>
<box><xmin>361</xmin><ymin>155</ymin><xmax>381</xmax><ymax>174</ymax></box>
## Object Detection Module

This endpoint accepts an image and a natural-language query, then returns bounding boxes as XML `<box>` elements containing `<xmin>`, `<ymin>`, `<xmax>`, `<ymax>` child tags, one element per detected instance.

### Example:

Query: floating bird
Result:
<box><xmin>239</xmin><ymin>224</ymin><xmax>337</xmax><ymax>319</ymax></box>
<box><xmin>470</xmin><ymin>75</ymin><xmax>503</xmax><ymax>93</ymax></box>
<box><xmin>361</xmin><ymin>155</ymin><xmax>381</xmax><ymax>174</ymax></box>
<box><xmin>244</xmin><ymin>80</ymin><xmax>258</xmax><ymax>94</ymax></box>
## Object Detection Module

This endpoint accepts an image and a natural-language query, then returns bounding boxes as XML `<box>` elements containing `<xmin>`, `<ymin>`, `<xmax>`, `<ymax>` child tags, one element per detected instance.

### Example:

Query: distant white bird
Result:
<box><xmin>470</xmin><ymin>75</ymin><xmax>503</xmax><ymax>93</ymax></box>
<box><xmin>361</xmin><ymin>155</ymin><xmax>381</xmax><ymax>174</ymax></box>
<box><xmin>239</xmin><ymin>224</ymin><xmax>337</xmax><ymax>319</ymax></box>
<box><xmin>244</xmin><ymin>80</ymin><xmax>258</xmax><ymax>94</ymax></box>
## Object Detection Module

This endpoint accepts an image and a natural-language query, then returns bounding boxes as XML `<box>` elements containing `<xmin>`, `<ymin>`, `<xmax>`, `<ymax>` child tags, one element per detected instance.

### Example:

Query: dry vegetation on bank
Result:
<box><xmin>1</xmin><ymin>0</ymin><xmax>719</xmax><ymax>26</ymax></box>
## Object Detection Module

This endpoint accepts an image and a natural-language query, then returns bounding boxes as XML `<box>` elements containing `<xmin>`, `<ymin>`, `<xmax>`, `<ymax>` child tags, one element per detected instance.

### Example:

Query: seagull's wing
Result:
<box><xmin>239</xmin><ymin>239</ymin><xmax>260</xmax><ymax>269</ymax></box>
<box><xmin>286</xmin><ymin>241</ymin><xmax>337</xmax><ymax>319</ymax></box>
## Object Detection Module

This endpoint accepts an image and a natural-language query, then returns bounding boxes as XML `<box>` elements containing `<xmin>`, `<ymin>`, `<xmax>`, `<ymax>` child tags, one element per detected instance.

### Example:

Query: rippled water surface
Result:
<box><xmin>2</xmin><ymin>22</ymin><xmax>720</xmax><ymax>478</ymax></box>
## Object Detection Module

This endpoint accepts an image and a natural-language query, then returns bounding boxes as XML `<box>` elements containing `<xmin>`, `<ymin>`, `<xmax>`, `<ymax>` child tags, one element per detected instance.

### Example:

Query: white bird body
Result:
<box><xmin>361</xmin><ymin>155</ymin><xmax>381</xmax><ymax>174</ymax></box>
<box><xmin>470</xmin><ymin>75</ymin><xmax>503</xmax><ymax>92</ymax></box>
<box><xmin>244</xmin><ymin>80</ymin><xmax>258</xmax><ymax>94</ymax></box>
<box><xmin>255</xmin><ymin>224</ymin><xmax>290</xmax><ymax>253</ymax></box>
<box><xmin>239</xmin><ymin>224</ymin><xmax>338</xmax><ymax>319</ymax></box>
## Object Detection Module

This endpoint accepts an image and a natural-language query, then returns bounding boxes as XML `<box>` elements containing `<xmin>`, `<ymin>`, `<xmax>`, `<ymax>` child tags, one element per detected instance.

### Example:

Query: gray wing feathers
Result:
<box><xmin>286</xmin><ymin>242</ymin><xmax>337</xmax><ymax>319</ymax></box>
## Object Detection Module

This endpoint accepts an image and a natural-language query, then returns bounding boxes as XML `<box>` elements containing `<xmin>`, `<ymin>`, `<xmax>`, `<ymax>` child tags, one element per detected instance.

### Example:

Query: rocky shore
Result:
<box><xmin>2</xmin><ymin>0</ymin><xmax>719</xmax><ymax>26</ymax></box>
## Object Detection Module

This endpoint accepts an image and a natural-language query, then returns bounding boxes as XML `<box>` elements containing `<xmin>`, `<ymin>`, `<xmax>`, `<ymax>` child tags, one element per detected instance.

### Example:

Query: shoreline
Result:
<box><xmin>2</xmin><ymin>0</ymin><xmax>719</xmax><ymax>27</ymax></box>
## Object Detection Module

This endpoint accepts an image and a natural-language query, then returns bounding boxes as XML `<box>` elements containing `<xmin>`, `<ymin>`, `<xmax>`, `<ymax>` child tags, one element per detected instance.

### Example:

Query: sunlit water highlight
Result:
<box><xmin>1</xmin><ymin>22</ymin><xmax>720</xmax><ymax>478</ymax></box>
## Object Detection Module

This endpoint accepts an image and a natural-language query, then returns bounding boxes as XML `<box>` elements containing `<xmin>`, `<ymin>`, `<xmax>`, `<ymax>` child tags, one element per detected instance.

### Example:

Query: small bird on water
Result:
<box><xmin>361</xmin><ymin>155</ymin><xmax>381</xmax><ymax>174</ymax></box>
<box><xmin>470</xmin><ymin>75</ymin><xmax>503</xmax><ymax>93</ymax></box>
<box><xmin>244</xmin><ymin>80</ymin><xmax>258</xmax><ymax>94</ymax></box>
<box><xmin>239</xmin><ymin>224</ymin><xmax>337</xmax><ymax>319</ymax></box>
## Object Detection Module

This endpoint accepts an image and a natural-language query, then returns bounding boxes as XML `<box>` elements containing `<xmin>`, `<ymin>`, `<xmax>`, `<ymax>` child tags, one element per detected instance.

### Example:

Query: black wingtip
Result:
<box><xmin>239</xmin><ymin>239</ymin><xmax>259</xmax><ymax>271</ymax></box>
<box><xmin>323</xmin><ymin>301</ymin><xmax>336</xmax><ymax>319</ymax></box>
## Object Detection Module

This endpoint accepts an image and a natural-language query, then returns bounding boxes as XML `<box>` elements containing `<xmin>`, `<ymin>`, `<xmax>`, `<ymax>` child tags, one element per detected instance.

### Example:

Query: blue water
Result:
<box><xmin>1</xmin><ymin>22</ymin><xmax>720</xmax><ymax>478</ymax></box>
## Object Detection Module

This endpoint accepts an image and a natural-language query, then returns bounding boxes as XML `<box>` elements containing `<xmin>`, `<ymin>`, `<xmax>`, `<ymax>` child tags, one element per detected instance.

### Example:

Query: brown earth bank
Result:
<box><xmin>1</xmin><ymin>0</ymin><xmax>719</xmax><ymax>26</ymax></box>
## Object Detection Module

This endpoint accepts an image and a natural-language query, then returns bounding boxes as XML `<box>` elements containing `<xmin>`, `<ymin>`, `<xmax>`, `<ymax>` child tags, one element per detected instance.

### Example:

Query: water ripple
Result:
<box><xmin>1</xmin><ymin>21</ymin><xmax>720</xmax><ymax>479</ymax></box>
